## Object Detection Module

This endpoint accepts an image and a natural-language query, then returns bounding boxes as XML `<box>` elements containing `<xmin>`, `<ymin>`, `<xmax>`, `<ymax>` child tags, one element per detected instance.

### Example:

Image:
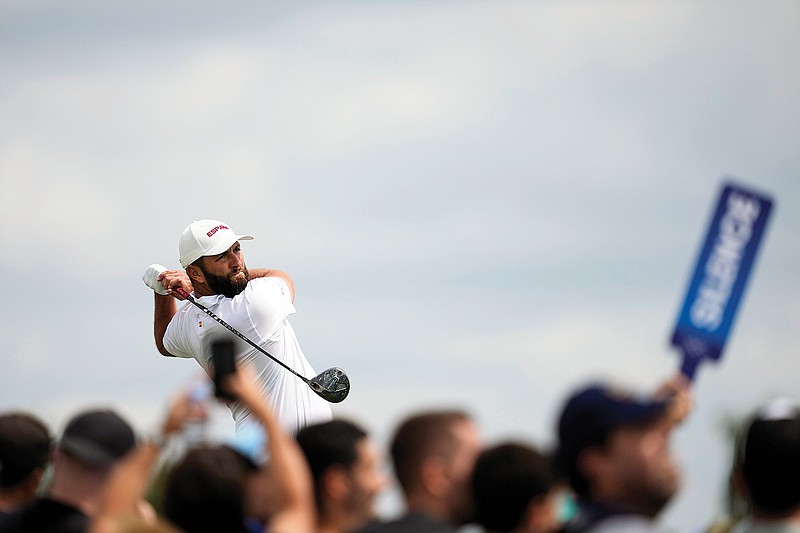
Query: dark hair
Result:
<box><xmin>472</xmin><ymin>442</ymin><xmax>556</xmax><ymax>532</ymax></box>
<box><xmin>389</xmin><ymin>410</ymin><xmax>471</xmax><ymax>495</ymax></box>
<box><xmin>0</xmin><ymin>412</ymin><xmax>52</xmax><ymax>488</ymax></box>
<box><xmin>296</xmin><ymin>419</ymin><xmax>368</xmax><ymax>506</ymax></box>
<box><xmin>741</xmin><ymin>411</ymin><xmax>800</xmax><ymax>515</ymax></box>
<box><xmin>162</xmin><ymin>446</ymin><xmax>251</xmax><ymax>533</ymax></box>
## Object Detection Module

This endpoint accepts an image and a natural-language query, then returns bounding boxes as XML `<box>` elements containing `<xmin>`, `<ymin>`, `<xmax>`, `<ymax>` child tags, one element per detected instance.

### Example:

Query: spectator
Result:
<box><xmin>296</xmin><ymin>419</ymin><xmax>388</xmax><ymax>533</ymax></box>
<box><xmin>554</xmin><ymin>375</ymin><xmax>692</xmax><ymax>533</ymax></box>
<box><xmin>161</xmin><ymin>362</ymin><xmax>316</xmax><ymax>533</ymax></box>
<box><xmin>472</xmin><ymin>442</ymin><xmax>561</xmax><ymax>533</ymax></box>
<box><xmin>162</xmin><ymin>446</ymin><xmax>255</xmax><ymax>533</ymax></box>
<box><xmin>0</xmin><ymin>408</ymin><xmax>136</xmax><ymax>533</ymax></box>
<box><xmin>728</xmin><ymin>398</ymin><xmax>800</xmax><ymax>533</ymax></box>
<box><xmin>0</xmin><ymin>413</ymin><xmax>52</xmax><ymax>520</ymax></box>
<box><xmin>358</xmin><ymin>410</ymin><xmax>482</xmax><ymax>533</ymax></box>
<box><xmin>90</xmin><ymin>393</ymin><xmax>192</xmax><ymax>533</ymax></box>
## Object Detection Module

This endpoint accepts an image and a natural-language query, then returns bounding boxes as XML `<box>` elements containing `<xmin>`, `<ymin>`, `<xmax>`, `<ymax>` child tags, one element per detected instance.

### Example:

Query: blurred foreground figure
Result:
<box><xmin>0</xmin><ymin>409</ymin><xmax>135</xmax><ymax>533</ymax></box>
<box><xmin>554</xmin><ymin>376</ymin><xmax>692</xmax><ymax>533</ymax></box>
<box><xmin>90</xmin><ymin>362</ymin><xmax>315</xmax><ymax>533</ymax></box>
<box><xmin>728</xmin><ymin>398</ymin><xmax>800</xmax><ymax>533</ymax></box>
<box><xmin>357</xmin><ymin>410</ymin><xmax>482</xmax><ymax>533</ymax></box>
<box><xmin>472</xmin><ymin>442</ymin><xmax>562</xmax><ymax>533</ymax></box>
<box><xmin>161</xmin><ymin>363</ymin><xmax>316</xmax><ymax>533</ymax></box>
<box><xmin>0</xmin><ymin>413</ymin><xmax>52</xmax><ymax>520</ymax></box>
<box><xmin>297</xmin><ymin>419</ymin><xmax>389</xmax><ymax>533</ymax></box>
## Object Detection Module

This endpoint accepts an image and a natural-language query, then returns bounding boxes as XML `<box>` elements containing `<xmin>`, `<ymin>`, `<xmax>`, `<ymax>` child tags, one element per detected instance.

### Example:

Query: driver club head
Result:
<box><xmin>308</xmin><ymin>367</ymin><xmax>350</xmax><ymax>403</ymax></box>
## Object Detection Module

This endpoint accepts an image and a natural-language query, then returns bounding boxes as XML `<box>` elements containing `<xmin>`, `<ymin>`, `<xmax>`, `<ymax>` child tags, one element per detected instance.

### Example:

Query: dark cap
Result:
<box><xmin>741</xmin><ymin>398</ymin><xmax>800</xmax><ymax>514</ymax></box>
<box><xmin>59</xmin><ymin>409</ymin><xmax>136</xmax><ymax>468</ymax></box>
<box><xmin>555</xmin><ymin>383</ymin><xmax>668</xmax><ymax>470</ymax></box>
<box><xmin>0</xmin><ymin>413</ymin><xmax>52</xmax><ymax>488</ymax></box>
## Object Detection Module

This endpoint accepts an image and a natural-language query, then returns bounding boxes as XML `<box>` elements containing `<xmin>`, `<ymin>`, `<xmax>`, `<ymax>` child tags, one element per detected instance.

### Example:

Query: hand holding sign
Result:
<box><xmin>671</xmin><ymin>180</ymin><xmax>774</xmax><ymax>381</ymax></box>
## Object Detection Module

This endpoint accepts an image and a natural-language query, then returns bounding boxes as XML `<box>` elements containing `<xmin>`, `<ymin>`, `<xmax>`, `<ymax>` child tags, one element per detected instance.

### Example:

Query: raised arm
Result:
<box><xmin>154</xmin><ymin>293</ymin><xmax>177</xmax><ymax>357</ymax></box>
<box><xmin>145</xmin><ymin>265</ymin><xmax>294</xmax><ymax>355</ymax></box>
<box><xmin>222</xmin><ymin>363</ymin><xmax>315</xmax><ymax>533</ymax></box>
<box><xmin>147</xmin><ymin>268</ymin><xmax>193</xmax><ymax>357</ymax></box>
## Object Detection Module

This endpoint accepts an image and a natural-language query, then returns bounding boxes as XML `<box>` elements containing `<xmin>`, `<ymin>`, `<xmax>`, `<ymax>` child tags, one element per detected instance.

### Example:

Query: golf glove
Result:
<box><xmin>142</xmin><ymin>264</ymin><xmax>169</xmax><ymax>295</ymax></box>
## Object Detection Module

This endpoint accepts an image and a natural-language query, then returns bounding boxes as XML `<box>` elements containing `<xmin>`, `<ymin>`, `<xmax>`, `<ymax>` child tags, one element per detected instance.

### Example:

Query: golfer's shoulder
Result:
<box><xmin>244</xmin><ymin>277</ymin><xmax>294</xmax><ymax>318</ymax></box>
<box><xmin>247</xmin><ymin>275</ymin><xmax>291</xmax><ymax>297</ymax></box>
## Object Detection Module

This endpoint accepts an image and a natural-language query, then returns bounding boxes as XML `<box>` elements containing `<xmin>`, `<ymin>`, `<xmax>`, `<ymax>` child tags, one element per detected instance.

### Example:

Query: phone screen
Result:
<box><xmin>211</xmin><ymin>339</ymin><xmax>237</xmax><ymax>400</ymax></box>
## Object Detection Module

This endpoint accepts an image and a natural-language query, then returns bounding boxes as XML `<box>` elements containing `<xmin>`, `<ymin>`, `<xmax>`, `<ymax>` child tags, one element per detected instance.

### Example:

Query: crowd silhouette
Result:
<box><xmin>3</xmin><ymin>363</ymin><xmax>793</xmax><ymax>533</ymax></box>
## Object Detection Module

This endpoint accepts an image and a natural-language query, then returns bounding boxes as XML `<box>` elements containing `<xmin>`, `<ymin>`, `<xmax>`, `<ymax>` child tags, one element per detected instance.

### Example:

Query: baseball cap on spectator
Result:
<box><xmin>0</xmin><ymin>413</ymin><xmax>52</xmax><ymax>488</ymax></box>
<box><xmin>740</xmin><ymin>397</ymin><xmax>800</xmax><ymax>515</ymax></box>
<box><xmin>179</xmin><ymin>219</ymin><xmax>254</xmax><ymax>268</ymax></box>
<box><xmin>59</xmin><ymin>409</ymin><xmax>136</xmax><ymax>468</ymax></box>
<box><xmin>555</xmin><ymin>383</ymin><xmax>668</xmax><ymax>472</ymax></box>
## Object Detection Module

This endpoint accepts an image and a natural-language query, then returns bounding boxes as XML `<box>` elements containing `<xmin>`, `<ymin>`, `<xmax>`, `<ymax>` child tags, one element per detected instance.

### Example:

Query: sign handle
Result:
<box><xmin>679</xmin><ymin>351</ymin><xmax>702</xmax><ymax>381</ymax></box>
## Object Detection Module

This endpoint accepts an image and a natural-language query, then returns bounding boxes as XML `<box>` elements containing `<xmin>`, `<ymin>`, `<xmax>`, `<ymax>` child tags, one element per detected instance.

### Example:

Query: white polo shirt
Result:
<box><xmin>163</xmin><ymin>276</ymin><xmax>333</xmax><ymax>435</ymax></box>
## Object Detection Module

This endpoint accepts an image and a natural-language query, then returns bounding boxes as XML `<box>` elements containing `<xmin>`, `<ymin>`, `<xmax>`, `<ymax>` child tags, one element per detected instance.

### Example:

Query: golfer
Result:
<box><xmin>143</xmin><ymin>219</ymin><xmax>333</xmax><ymax>436</ymax></box>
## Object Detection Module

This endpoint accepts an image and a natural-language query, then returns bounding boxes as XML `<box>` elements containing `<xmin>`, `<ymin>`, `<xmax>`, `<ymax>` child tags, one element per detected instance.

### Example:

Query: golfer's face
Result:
<box><xmin>198</xmin><ymin>243</ymin><xmax>250</xmax><ymax>298</ymax></box>
<box><xmin>208</xmin><ymin>243</ymin><xmax>247</xmax><ymax>281</ymax></box>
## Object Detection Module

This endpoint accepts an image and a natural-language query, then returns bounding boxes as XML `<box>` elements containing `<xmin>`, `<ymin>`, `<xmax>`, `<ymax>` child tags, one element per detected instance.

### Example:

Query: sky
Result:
<box><xmin>1</xmin><ymin>1</ymin><xmax>799</xmax><ymax>531</ymax></box>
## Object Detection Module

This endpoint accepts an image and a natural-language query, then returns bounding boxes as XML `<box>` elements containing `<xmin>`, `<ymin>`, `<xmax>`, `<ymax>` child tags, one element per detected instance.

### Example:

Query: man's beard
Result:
<box><xmin>202</xmin><ymin>265</ymin><xmax>250</xmax><ymax>298</ymax></box>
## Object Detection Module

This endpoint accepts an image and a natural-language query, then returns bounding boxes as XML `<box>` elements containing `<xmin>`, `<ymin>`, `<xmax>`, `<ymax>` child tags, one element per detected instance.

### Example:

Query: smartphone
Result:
<box><xmin>210</xmin><ymin>339</ymin><xmax>237</xmax><ymax>400</ymax></box>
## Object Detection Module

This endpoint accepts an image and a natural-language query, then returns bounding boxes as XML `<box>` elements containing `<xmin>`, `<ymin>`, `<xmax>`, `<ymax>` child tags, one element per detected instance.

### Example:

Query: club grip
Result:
<box><xmin>174</xmin><ymin>287</ymin><xmax>191</xmax><ymax>300</ymax></box>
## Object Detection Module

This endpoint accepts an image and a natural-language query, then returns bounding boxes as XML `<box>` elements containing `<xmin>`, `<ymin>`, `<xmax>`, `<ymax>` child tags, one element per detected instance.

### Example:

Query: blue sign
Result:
<box><xmin>671</xmin><ymin>180</ymin><xmax>774</xmax><ymax>380</ymax></box>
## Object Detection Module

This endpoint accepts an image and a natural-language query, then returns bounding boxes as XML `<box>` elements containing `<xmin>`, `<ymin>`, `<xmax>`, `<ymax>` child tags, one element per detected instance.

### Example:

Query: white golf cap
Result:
<box><xmin>179</xmin><ymin>219</ymin><xmax>254</xmax><ymax>268</ymax></box>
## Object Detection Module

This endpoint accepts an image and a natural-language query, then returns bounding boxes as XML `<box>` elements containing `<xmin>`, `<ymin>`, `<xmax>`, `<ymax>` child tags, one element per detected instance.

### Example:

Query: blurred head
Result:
<box><xmin>739</xmin><ymin>398</ymin><xmax>800</xmax><ymax>516</ymax></box>
<box><xmin>297</xmin><ymin>419</ymin><xmax>388</xmax><ymax>530</ymax></box>
<box><xmin>58</xmin><ymin>409</ymin><xmax>135</xmax><ymax>469</ymax></box>
<box><xmin>0</xmin><ymin>412</ymin><xmax>52</xmax><ymax>500</ymax></box>
<box><xmin>390</xmin><ymin>410</ymin><xmax>482</xmax><ymax>524</ymax></box>
<box><xmin>472</xmin><ymin>443</ymin><xmax>560</xmax><ymax>533</ymax></box>
<box><xmin>162</xmin><ymin>446</ymin><xmax>253</xmax><ymax>533</ymax></box>
<box><xmin>555</xmin><ymin>383</ymin><xmax>679</xmax><ymax>517</ymax></box>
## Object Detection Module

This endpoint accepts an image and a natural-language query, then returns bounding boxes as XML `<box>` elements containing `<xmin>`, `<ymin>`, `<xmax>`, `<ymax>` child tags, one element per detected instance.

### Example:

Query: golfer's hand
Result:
<box><xmin>157</xmin><ymin>269</ymin><xmax>193</xmax><ymax>300</ymax></box>
<box><xmin>142</xmin><ymin>264</ymin><xmax>169</xmax><ymax>295</ymax></box>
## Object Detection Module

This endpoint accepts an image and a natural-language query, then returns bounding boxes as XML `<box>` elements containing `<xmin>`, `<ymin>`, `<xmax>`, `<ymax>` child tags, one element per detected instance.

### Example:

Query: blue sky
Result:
<box><xmin>1</xmin><ymin>1</ymin><xmax>799</xmax><ymax>530</ymax></box>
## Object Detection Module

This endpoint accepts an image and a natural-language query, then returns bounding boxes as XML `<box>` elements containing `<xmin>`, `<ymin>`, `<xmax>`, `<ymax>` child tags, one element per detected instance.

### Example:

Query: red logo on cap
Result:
<box><xmin>206</xmin><ymin>225</ymin><xmax>230</xmax><ymax>238</ymax></box>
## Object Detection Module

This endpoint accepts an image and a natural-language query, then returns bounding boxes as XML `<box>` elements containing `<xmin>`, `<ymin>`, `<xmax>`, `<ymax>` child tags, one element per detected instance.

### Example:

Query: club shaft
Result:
<box><xmin>174</xmin><ymin>288</ymin><xmax>310</xmax><ymax>384</ymax></box>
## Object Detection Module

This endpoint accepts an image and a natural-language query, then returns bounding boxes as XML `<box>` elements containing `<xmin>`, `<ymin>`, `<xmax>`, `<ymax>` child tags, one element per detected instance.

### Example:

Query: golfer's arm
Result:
<box><xmin>249</xmin><ymin>268</ymin><xmax>295</xmax><ymax>302</ymax></box>
<box><xmin>154</xmin><ymin>294</ymin><xmax>177</xmax><ymax>357</ymax></box>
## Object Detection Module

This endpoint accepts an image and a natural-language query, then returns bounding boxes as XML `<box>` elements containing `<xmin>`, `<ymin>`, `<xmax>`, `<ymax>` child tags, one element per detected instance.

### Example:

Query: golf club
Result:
<box><xmin>173</xmin><ymin>287</ymin><xmax>350</xmax><ymax>403</ymax></box>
